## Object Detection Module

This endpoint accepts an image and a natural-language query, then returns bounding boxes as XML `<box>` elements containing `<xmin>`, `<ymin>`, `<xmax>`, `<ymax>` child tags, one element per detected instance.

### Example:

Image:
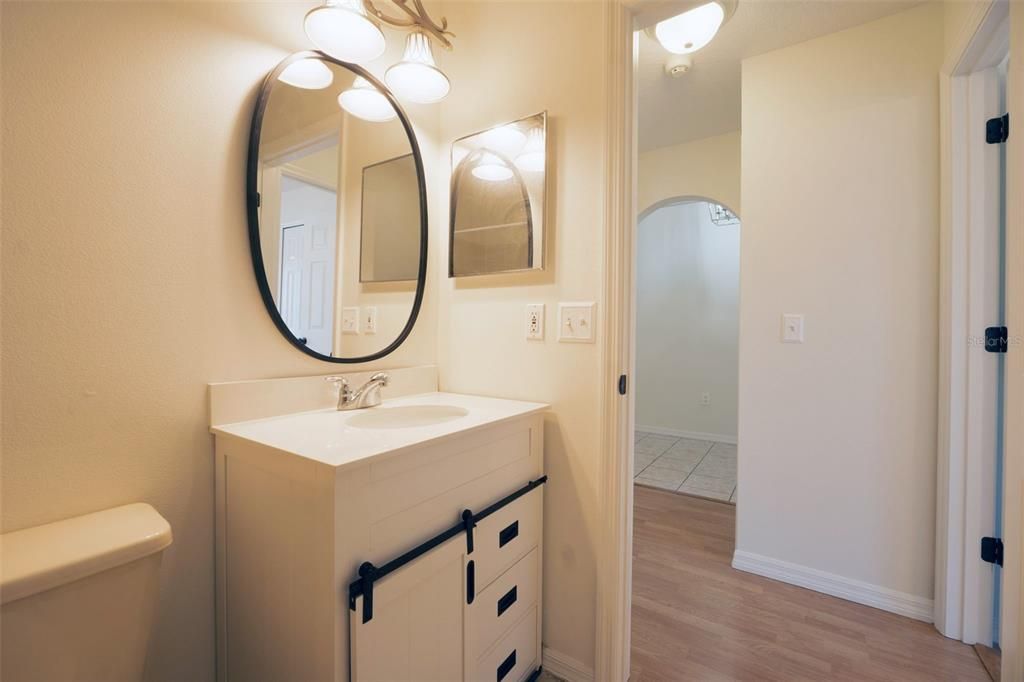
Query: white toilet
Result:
<box><xmin>0</xmin><ymin>503</ymin><xmax>173</xmax><ymax>682</ymax></box>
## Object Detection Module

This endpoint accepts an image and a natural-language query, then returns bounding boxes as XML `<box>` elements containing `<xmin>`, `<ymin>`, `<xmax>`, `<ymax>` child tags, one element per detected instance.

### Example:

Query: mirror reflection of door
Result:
<box><xmin>278</xmin><ymin>174</ymin><xmax>337</xmax><ymax>355</ymax></box>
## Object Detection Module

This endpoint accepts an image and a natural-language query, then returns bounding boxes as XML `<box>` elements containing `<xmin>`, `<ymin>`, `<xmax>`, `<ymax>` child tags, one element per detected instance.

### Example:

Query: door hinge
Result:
<box><xmin>618</xmin><ymin>374</ymin><xmax>627</xmax><ymax>396</ymax></box>
<box><xmin>985</xmin><ymin>326</ymin><xmax>1008</xmax><ymax>353</ymax></box>
<box><xmin>982</xmin><ymin>537</ymin><xmax>1004</xmax><ymax>566</ymax></box>
<box><xmin>986</xmin><ymin>113</ymin><xmax>1009</xmax><ymax>144</ymax></box>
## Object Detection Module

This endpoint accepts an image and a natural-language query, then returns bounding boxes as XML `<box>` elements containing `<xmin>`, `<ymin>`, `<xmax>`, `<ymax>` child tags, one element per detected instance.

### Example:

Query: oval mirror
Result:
<box><xmin>247</xmin><ymin>52</ymin><xmax>427</xmax><ymax>362</ymax></box>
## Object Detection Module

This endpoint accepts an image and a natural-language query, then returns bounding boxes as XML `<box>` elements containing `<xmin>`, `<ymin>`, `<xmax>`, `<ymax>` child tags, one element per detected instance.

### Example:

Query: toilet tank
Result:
<box><xmin>0</xmin><ymin>503</ymin><xmax>173</xmax><ymax>682</ymax></box>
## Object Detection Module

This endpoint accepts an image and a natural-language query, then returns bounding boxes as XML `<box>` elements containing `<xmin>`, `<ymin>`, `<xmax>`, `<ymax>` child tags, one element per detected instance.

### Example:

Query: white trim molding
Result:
<box><xmin>732</xmin><ymin>551</ymin><xmax>934</xmax><ymax>623</ymax></box>
<box><xmin>542</xmin><ymin>647</ymin><xmax>595</xmax><ymax>682</ymax></box>
<box><xmin>636</xmin><ymin>424</ymin><xmax>737</xmax><ymax>445</ymax></box>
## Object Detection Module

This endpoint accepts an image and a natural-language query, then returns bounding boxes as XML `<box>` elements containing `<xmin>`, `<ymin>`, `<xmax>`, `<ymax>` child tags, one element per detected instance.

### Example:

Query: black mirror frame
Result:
<box><xmin>246</xmin><ymin>51</ymin><xmax>428</xmax><ymax>363</ymax></box>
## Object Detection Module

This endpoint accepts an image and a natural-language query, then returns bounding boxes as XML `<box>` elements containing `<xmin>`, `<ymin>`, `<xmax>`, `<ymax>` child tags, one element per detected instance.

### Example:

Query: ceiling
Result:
<box><xmin>637</xmin><ymin>0</ymin><xmax>922</xmax><ymax>152</ymax></box>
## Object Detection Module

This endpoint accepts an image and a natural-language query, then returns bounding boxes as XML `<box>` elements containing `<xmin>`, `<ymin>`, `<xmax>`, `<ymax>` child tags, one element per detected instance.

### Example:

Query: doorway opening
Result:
<box><xmin>633</xmin><ymin>198</ymin><xmax>739</xmax><ymax>504</ymax></box>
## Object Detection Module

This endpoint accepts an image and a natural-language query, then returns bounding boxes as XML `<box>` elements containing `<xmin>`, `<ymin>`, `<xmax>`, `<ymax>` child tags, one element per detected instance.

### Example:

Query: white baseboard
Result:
<box><xmin>731</xmin><ymin>550</ymin><xmax>933</xmax><ymax>623</ymax></box>
<box><xmin>542</xmin><ymin>647</ymin><xmax>594</xmax><ymax>682</ymax></box>
<box><xmin>636</xmin><ymin>424</ymin><xmax>737</xmax><ymax>445</ymax></box>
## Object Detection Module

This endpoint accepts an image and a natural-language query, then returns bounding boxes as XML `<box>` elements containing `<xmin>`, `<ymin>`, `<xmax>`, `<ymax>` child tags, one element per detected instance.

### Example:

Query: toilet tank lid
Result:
<box><xmin>1</xmin><ymin>503</ymin><xmax>172</xmax><ymax>605</ymax></box>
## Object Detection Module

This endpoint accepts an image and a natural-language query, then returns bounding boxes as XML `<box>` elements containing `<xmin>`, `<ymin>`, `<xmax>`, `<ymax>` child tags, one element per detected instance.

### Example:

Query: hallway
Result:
<box><xmin>630</xmin><ymin>486</ymin><xmax>990</xmax><ymax>681</ymax></box>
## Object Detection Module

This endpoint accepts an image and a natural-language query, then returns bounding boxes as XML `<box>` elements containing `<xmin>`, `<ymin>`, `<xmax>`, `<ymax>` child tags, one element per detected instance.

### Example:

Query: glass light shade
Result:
<box><xmin>385</xmin><ymin>32</ymin><xmax>451</xmax><ymax>104</ymax></box>
<box><xmin>338</xmin><ymin>76</ymin><xmax>397</xmax><ymax>122</ymax></box>
<box><xmin>480</xmin><ymin>125</ymin><xmax>526</xmax><ymax>157</ymax></box>
<box><xmin>277</xmin><ymin>59</ymin><xmax>334</xmax><ymax>89</ymax></box>
<box><xmin>471</xmin><ymin>153</ymin><xmax>513</xmax><ymax>182</ymax></box>
<box><xmin>654</xmin><ymin>1</ymin><xmax>724</xmax><ymax>55</ymax></box>
<box><xmin>304</xmin><ymin>0</ymin><xmax>386</xmax><ymax>64</ymax></box>
<box><xmin>515</xmin><ymin>128</ymin><xmax>545</xmax><ymax>172</ymax></box>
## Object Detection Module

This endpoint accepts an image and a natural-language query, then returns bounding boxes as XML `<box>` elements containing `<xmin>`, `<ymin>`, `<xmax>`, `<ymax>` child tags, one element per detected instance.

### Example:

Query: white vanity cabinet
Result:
<box><xmin>211</xmin><ymin>389</ymin><xmax>546</xmax><ymax>682</ymax></box>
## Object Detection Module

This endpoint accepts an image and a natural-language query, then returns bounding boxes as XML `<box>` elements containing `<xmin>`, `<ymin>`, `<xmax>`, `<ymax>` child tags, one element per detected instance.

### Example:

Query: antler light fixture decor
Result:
<box><xmin>304</xmin><ymin>0</ymin><xmax>453</xmax><ymax>103</ymax></box>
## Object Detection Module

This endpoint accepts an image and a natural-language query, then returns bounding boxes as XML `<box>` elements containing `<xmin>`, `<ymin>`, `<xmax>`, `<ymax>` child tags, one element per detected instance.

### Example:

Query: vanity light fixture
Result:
<box><xmin>385</xmin><ymin>32</ymin><xmax>451</xmax><ymax>104</ymax></box>
<box><xmin>304</xmin><ymin>0</ymin><xmax>387</xmax><ymax>64</ymax></box>
<box><xmin>304</xmin><ymin>0</ymin><xmax>454</xmax><ymax>103</ymax></box>
<box><xmin>652</xmin><ymin>0</ymin><xmax>732</xmax><ymax>55</ymax></box>
<box><xmin>515</xmin><ymin>127</ymin><xmax>545</xmax><ymax>172</ymax></box>
<box><xmin>471</xmin><ymin>153</ymin><xmax>514</xmax><ymax>182</ymax></box>
<box><xmin>338</xmin><ymin>76</ymin><xmax>398</xmax><ymax>122</ymax></box>
<box><xmin>277</xmin><ymin>58</ymin><xmax>335</xmax><ymax>89</ymax></box>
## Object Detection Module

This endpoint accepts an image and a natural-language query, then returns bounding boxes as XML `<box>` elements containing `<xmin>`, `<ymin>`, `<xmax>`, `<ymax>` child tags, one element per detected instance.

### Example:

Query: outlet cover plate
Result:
<box><xmin>558</xmin><ymin>302</ymin><xmax>596</xmax><ymax>343</ymax></box>
<box><xmin>341</xmin><ymin>307</ymin><xmax>360</xmax><ymax>335</ymax></box>
<box><xmin>525</xmin><ymin>303</ymin><xmax>545</xmax><ymax>340</ymax></box>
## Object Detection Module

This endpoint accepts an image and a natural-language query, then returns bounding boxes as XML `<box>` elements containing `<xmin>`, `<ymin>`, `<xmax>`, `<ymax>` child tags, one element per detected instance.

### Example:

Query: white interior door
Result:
<box><xmin>278</xmin><ymin>175</ymin><xmax>337</xmax><ymax>356</ymax></box>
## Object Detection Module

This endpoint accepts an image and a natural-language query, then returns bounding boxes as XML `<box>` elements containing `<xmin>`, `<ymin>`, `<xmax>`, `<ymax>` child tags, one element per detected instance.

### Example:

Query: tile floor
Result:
<box><xmin>633</xmin><ymin>431</ymin><xmax>737</xmax><ymax>503</ymax></box>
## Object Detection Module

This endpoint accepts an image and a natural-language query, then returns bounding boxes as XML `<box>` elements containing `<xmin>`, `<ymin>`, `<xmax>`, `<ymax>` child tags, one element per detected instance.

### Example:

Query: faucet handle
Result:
<box><xmin>369</xmin><ymin>372</ymin><xmax>390</xmax><ymax>386</ymax></box>
<box><xmin>325</xmin><ymin>375</ymin><xmax>349</xmax><ymax>395</ymax></box>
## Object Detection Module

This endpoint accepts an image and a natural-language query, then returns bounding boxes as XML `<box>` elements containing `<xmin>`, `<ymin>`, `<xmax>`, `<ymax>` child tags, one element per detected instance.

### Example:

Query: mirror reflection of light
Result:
<box><xmin>479</xmin><ymin>125</ymin><xmax>526</xmax><ymax>156</ymax></box>
<box><xmin>515</xmin><ymin>127</ymin><xmax>545</xmax><ymax>172</ymax></box>
<box><xmin>278</xmin><ymin>59</ymin><xmax>334</xmax><ymax>89</ymax></box>
<box><xmin>338</xmin><ymin>76</ymin><xmax>397</xmax><ymax>122</ymax></box>
<box><xmin>471</xmin><ymin>153</ymin><xmax>513</xmax><ymax>182</ymax></box>
<box><xmin>654</xmin><ymin>1</ymin><xmax>725</xmax><ymax>55</ymax></box>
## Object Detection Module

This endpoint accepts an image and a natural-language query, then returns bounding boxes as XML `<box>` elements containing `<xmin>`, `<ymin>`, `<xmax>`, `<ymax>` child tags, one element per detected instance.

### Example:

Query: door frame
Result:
<box><xmin>600</xmin><ymin>1</ymin><xmax>1024</xmax><ymax>680</ymax></box>
<box><xmin>934</xmin><ymin>0</ymin><xmax>1009</xmax><ymax>650</ymax></box>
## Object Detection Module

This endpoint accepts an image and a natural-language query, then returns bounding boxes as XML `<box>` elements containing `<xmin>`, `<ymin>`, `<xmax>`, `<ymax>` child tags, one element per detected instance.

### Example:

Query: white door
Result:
<box><xmin>278</xmin><ymin>175</ymin><xmax>336</xmax><ymax>356</ymax></box>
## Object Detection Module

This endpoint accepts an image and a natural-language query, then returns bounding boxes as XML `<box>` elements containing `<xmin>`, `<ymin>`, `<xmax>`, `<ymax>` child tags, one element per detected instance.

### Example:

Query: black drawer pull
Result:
<box><xmin>467</xmin><ymin>560</ymin><xmax>476</xmax><ymax>604</ymax></box>
<box><xmin>497</xmin><ymin>649</ymin><xmax>516</xmax><ymax>681</ymax></box>
<box><xmin>497</xmin><ymin>585</ymin><xmax>518</xmax><ymax>617</ymax></box>
<box><xmin>499</xmin><ymin>520</ymin><xmax>519</xmax><ymax>548</ymax></box>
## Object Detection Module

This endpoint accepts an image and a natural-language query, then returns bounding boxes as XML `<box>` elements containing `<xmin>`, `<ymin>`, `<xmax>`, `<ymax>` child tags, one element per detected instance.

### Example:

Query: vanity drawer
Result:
<box><xmin>470</xmin><ymin>605</ymin><xmax>539</xmax><ymax>682</ymax></box>
<box><xmin>467</xmin><ymin>548</ymin><xmax>539</xmax><ymax>660</ymax></box>
<box><xmin>473</xmin><ymin>486</ymin><xmax>541</xmax><ymax>589</ymax></box>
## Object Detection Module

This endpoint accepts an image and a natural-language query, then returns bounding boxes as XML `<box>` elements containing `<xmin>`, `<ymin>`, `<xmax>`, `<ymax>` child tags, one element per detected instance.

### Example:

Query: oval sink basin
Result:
<box><xmin>346</xmin><ymin>405</ymin><xmax>470</xmax><ymax>430</ymax></box>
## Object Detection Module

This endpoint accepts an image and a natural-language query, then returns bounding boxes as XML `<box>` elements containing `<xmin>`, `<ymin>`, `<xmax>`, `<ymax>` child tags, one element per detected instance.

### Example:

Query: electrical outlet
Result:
<box><xmin>782</xmin><ymin>313</ymin><xmax>804</xmax><ymax>343</ymax></box>
<box><xmin>363</xmin><ymin>307</ymin><xmax>378</xmax><ymax>335</ymax></box>
<box><xmin>525</xmin><ymin>303</ymin><xmax>545</xmax><ymax>340</ymax></box>
<box><xmin>558</xmin><ymin>302</ymin><xmax>596</xmax><ymax>343</ymax></box>
<box><xmin>341</xmin><ymin>307</ymin><xmax>360</xmax><ymax>335</ymax></box>
<box><xmin>700</xmin><ymin>392</ymin><xmax>711</xmax><ymax>406</ymax></box>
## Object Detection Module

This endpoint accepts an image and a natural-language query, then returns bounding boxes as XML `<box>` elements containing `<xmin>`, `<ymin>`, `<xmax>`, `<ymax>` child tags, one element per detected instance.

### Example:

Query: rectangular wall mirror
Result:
<box><xmin>361</xmin><ymin>154</ymin><xmax>420</xmax><ymax>283</ymax></box>
<box><xmin>449</xmin><ymin>112</ymin><xmax>546</xmax><ymax>277</ymax></box>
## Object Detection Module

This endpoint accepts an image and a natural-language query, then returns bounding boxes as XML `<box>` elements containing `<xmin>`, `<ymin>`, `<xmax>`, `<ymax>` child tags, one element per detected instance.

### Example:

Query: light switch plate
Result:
<box><xmin>558</xmin><ymin>302</ymin><xmax>596</xmax><ymax>343</ymax></box>
<box><xmin>782</xmin><ymin>313</ymin><xmax>804</xmax><ymax>343</ymax></box>
<box><xmin>525</xmin><ymin>303</ymin><xmax>545</xmax><ymax>340</ymax></box>
<box><xmin>363</xmin><ymin>307</ymin><xmax>378</xmax><ymax>335</ymax></box>
<box><xmin>342</xmin><ymin>307</ymin><xmax>360</xmax><ymax>335</ymax></box>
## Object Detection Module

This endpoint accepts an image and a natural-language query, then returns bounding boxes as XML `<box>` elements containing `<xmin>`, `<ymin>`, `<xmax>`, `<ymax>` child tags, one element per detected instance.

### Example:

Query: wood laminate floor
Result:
<box><xmin>630</xmin><ymin>486</ymin><xmax>990</xmax><ymax>681</ymax></box>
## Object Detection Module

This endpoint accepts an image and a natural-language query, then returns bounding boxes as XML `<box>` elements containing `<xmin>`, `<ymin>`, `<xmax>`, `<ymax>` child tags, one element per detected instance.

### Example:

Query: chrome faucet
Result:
<box><xmin>325</xmin><ymin>372</ymin><xmax>390</xmax><ymax>411</ymax></box>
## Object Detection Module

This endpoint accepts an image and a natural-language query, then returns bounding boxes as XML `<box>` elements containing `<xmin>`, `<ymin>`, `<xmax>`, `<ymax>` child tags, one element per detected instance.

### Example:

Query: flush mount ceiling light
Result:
<box><xmin>338</xmin><ymin>76</ymin><xmax>397</xmax><ymax>122</ymax></box>
<box><xmin>277</xmin><ymin>58</ymin><xmax>335</xmax><ymax>89</ymax></box>
<box><xmin>385</xmin><ymin>32</ymin><xmax>450</xmax><ymax>104</ymax></box>
<box><xmin>515</xmin><ymin>128</ymin><xmax>545</xmax><ymax>172</ymax></box>
<box><xmin>649</xmin><ymin>0</ymin><xmax>736</xmax><ymax>55</ymax></box>
<box><xmin>303</xmin><ymin>0</ymin><xmax>454</xmax><ymax>103</ymax></box>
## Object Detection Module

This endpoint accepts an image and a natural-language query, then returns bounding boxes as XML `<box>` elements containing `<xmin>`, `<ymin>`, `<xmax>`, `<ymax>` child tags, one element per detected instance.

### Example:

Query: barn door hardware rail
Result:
<box><xmin>348</xmin><ymin>476</ymin><xmax>547</xmax><ymax>623</ymax></box>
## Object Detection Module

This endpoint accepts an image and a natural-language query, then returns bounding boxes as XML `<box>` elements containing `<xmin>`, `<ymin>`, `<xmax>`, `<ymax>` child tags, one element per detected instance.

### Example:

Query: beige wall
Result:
<box><xmin>636</xmin><ymin>202</ymin><xmax>739</xmax><ymax>440</ymax></box>
<box><xmin>434</xmin><ymin>0</ymin><xmax>608</xmax><ymax>670</ymax></box>
<box><xmin>638</xmin><ymin>130</ymin><xmax>741</xmax><ymax>217</ymax></box>
<box><xmin>0</xmin><ymin>3</ymin><xmax>440</xmax><ymax>680</ymax></box>
<box><xmin>736</xmin><ymin>3</ymin><xmax>944</xmax><ymax>599</ymax></box>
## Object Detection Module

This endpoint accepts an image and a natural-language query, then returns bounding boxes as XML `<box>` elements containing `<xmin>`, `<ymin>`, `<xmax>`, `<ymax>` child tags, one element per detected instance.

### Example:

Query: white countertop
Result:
<box><xmin>211</xmin><ymin>392</ymin><xmax>548</xmax><ymax>469</ymax></box>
